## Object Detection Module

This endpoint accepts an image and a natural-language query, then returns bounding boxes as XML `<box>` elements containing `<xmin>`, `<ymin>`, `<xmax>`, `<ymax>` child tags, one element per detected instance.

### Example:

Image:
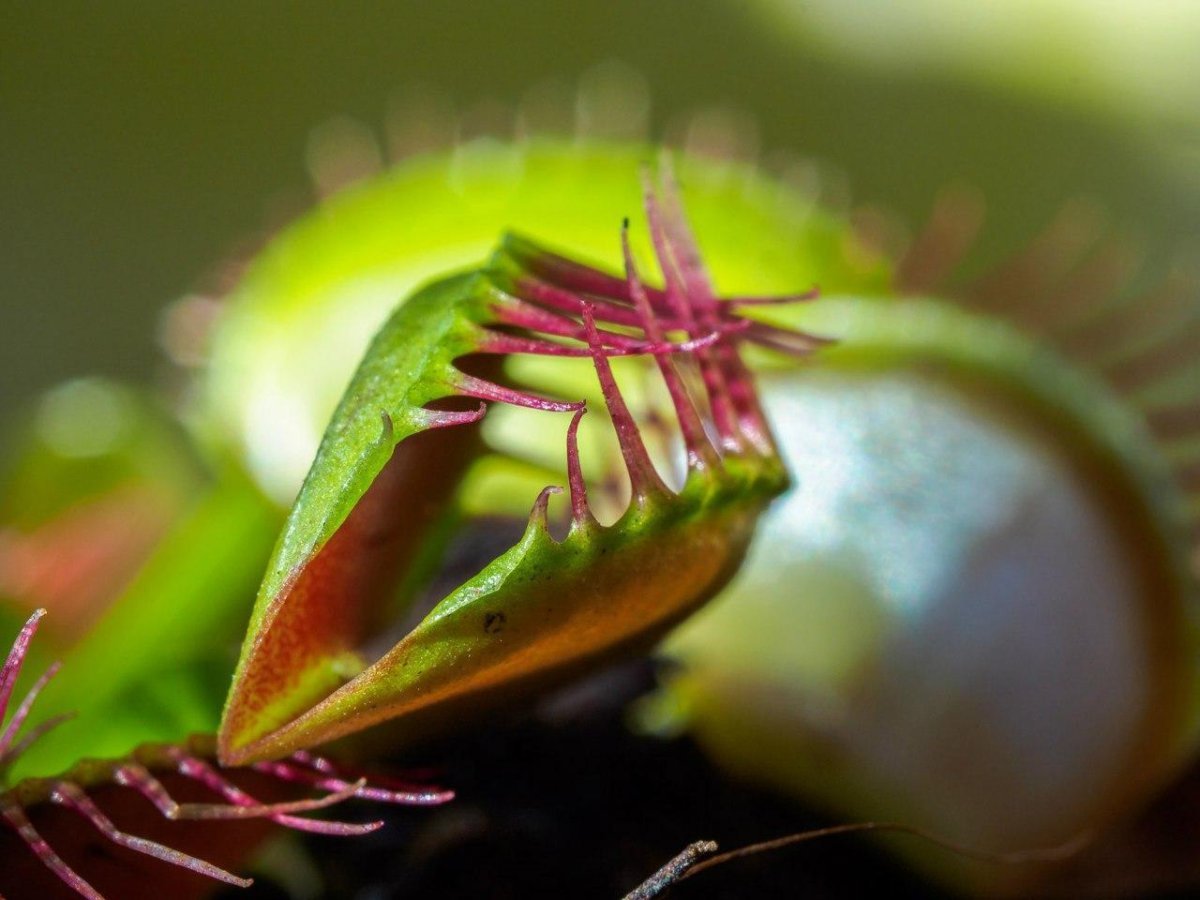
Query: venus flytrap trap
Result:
<box><xmin>217</xmin><ymin>167</ymin><xmax>817</xmax><ymax>765</ymax></box>
<box><xmin>1</xmin><ymin>166</ymin><xmax>821</xmax><ymax>897</ymax></box>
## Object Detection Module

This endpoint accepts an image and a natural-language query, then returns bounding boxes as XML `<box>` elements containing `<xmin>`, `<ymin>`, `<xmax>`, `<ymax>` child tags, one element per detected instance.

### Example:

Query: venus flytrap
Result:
<box><xmin>2</xmin><ymin>133</ymin><xmax>1196</xmax><ymax>898</ymax></box>
<box><xmin>217</xmin><ymin>167</ymin><xmax>818</xmax><ymax>764</ymax></box>
<box><xmin>1</xmin><ymin>168</ymin><xmax>821</xmax><ymax>896</ymax></box>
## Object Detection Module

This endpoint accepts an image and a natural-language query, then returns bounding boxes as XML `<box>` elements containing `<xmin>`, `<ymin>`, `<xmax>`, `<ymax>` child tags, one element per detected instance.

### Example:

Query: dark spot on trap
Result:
<box><xmin>483</xmin><ymin>611</ymin><xmax>507</xmax><ymax>634</ymax></box>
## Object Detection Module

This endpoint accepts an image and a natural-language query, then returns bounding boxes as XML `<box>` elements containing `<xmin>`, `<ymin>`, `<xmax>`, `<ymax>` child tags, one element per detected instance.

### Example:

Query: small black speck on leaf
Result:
<box><xmin>483</xmin><ymin>611</ymin><xmax>507</xmax><ymax>634</ymax></box>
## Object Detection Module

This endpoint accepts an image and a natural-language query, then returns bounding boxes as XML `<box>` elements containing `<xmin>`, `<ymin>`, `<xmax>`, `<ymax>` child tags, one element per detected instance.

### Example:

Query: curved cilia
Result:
<box><xmin>1</xmin><ymin>609</ymin><xmax>452</xmax><ymax>900</ymax></box>
<box><xmin>218</xmin><ymin>168</ymin><xmax>824</xmax><ymax>766</ymax></box>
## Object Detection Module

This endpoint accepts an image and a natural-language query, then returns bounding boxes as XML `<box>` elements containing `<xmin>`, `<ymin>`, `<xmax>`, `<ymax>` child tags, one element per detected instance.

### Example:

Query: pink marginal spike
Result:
<box><xmin>641</xmin><ymin>172</ymin><xmax>744</xmax><ymax>452</ymax></box>
<box><xmin>741</xmin><ymin>321</ymin><xmax>835</xmax><ymax>357</ymax></box>
<box><xmin>1</xmin><ymin>608</ymin><xmax>45</xmax><ymax>723</ymax></box>
<box><xmin>114</xmin><ymin>762</ymin><xmax>193</xmax><ymax>817</ymax></box>
<box><xmin>116</xmin><ymin>761</ymin><xmax>373</xmax><ymax>821</ymax></box>
<box><xmin>165</xmin><ymin>749</ymin><xmax>383</xmax><ymax>836</ymax></box>
<box><xmin>527</xmin><ymin>486</ymin><xmax>563</xmax><ymax>535</ymax></box>
<box><xmin>727</xmin><ymin>288</ymin><xmax>821</xmax><ymax>306</ymax></box>
<box><xmin>507</xmin><ymin>238</ymin><xmax>687</xmax><ymax>322</ymax></box>
<box><xmin>711</xmin><ymin>342</ymin><xmax>775</xmax><ymax>454</ymax></box>
<box><xmin>49</xmin><ymin>781</ymin><xmax>252</xmax><ymax>888</ymax></box>
<box><xmin>2</xmin><ymin>796</ymin><xmax>104</xmax><ymax>900</ymax></box>
<box><xmin>653</xmin><ymin>162</ymin><xmax>777</xmax><ymax>453</ymax></box>
<box><xmin>2</xmin><ymin>712</ymin><xmax>75</xmax><ymax>766</ymax></box>
<box><xmin>479</xmin><ymin>316</ymin><xmax>729</xmax><ymax>361</ymax></box>
<box><xmin>0</xmin><ymin>660</ymin><xmax>61</xmax><ymax>759</ymax></box>
<box><xmin>412</xmin><ymin>402</ymin><xmax>489</xmax><ymax>431</ymax></box>
<box><xmin>505</xmin><ymin>236</ymin><xmax>640</xmax><ymax>302</ymax></box>
<box><xmin>621</xmin><ymin>223</ymin><xmax>720</xmax><ymax>474</ymax></box>
<box><xmin>508</xmin><ymin>275</ymin><xmax>639</xmax><ymax>328</ymax></box>
<box><xmin>452</xmin><ymin>372</ymin><xmax>585</xmax><ymax>414</ymax></box>
<box><xmin>480</xmin><ymin>331</ymin><xmax>673</xmax><ymax>360</ymax></box>
<box><xmin>650</xmin><ymin>159</ymin><xmax>719</xmax><ymax>316</ymax></box>
<box><xmin>491</xmin><ymin>289</ymin><xmax>650</xmax><ymax>345</ymax></box>
<box><xmin>282</xmin><ymin>750</ymin><xmax>452</xmax><ymax>804</ymax></box>
<box><xmin>288</xmin><ymin>749</ymin><xmax>337</xmax><ymax>773</ymax></box>
<box><xmin>251</xmin><ymin>759</ymin><xmax>453</xmax><ymax>807</ymax></box>
<box><xmin>564</xmin><ymin>408</ymin><xmax>596</xmax><ymax>530</ymax></box>
<box><xmin>479</xmin><ymin>332</ymin><xmax>600</xmax><ymax>358</ymax></box>
<box><xmin>581</xmin><ymin>305</ymin><xmax>670</xmax><ymax>503</ymax></box>
<box><xmin>666</xmin><ymin>328</ymin><xmax>738</xmax><ymax>353</ymax></box>
<box><xmin>287</xmin><ymin>749</ymin><xmax>442</xmax><ymax>790</ymax></box>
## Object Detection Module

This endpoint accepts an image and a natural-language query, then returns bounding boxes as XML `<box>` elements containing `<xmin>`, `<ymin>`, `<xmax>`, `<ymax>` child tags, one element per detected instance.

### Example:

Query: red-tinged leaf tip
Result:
<box><xmin>581</xmin><ymin>305</ymin><xmax>670</xmax><ymax>502</ymax></box>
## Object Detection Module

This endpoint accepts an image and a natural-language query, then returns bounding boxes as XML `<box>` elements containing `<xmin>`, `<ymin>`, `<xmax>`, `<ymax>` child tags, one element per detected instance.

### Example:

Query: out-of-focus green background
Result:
<box><xmin>3</xmin><ymin>0</ymin><xmax>1198</xmax><ymax>414</ymax></box>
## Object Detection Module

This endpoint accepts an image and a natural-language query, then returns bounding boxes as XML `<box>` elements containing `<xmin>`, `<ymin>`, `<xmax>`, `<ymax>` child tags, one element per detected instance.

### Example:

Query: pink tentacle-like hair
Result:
<box><xmin>1</xmin><ymin>609</ymin><xmax>453</xmax><ymax>899</ymax></box>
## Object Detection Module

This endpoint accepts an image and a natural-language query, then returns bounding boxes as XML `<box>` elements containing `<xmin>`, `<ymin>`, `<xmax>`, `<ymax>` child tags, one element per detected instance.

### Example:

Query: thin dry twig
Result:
<box><xmin>622</xmin><ymin>840</ymin><xmax>719</xmax><ymax>900</ymax></box>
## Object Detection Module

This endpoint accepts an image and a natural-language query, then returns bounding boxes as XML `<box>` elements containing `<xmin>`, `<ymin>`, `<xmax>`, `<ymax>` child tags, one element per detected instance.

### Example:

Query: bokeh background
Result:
<box><xmin>4</xmin><ymin>0</ymin><xmax>1199</xmax><ymax>416</ymax></box>
<box><xmin>3</xmin><ymin>4</ymin><xmax>1200</xmax><ymax>897</ymax></box>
